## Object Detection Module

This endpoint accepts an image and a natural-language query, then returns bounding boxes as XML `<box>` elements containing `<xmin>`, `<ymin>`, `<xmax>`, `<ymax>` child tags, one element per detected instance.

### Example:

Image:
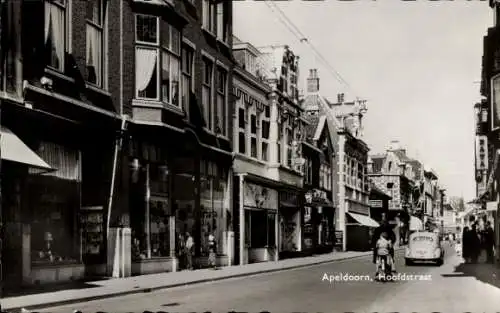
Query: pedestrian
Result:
<box><xmin>484</xmin><ymin>221</ymin><xmax>495</xmax><ymax>263</ymax></box>
<box><xmin>208</xmin><ymin>234</ymin><xmax>217</xmax><ymax>269</ymax></box>
<box><xmin>372</xmin><ymin>213</ymin><xmax>396</xmax><ymax>272</ymax></box>
<box><xmin>185</xmin><ymin>232</ymin><xmax>194</xmax><ymax>270</ymax></box>
<box><xmin>470</xmin><ymin>223</ymin><xmax>481</xmax><ymax>264</ymax></box>
<box><xmin>177</xmin><ymin>233</ymin><xmax>185</xmax><ymax>270</ymax></box>
<box><xmin>462</xmin><ymin>225</ymin><xmax>471</xmax><ymax>262</ymax></box>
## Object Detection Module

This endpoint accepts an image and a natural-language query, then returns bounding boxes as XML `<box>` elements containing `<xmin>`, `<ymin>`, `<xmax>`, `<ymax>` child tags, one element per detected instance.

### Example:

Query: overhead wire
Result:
<box><xmin>263</xmin><ymin>0</ymin><xmax>363</xmax><ymax>101</ymax></box>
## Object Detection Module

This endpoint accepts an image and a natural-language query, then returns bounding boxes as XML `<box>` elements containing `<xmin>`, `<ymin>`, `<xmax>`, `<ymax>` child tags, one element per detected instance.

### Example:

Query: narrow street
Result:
<box><xmin>34</xmin><ymin>244</ymin><xmax>499</xmax><ymax>313</ymax></box>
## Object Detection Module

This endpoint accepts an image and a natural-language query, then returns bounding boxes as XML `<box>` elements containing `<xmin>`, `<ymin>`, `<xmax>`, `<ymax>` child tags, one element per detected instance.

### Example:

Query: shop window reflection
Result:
<box><xmin>200</xmin><ymin>160</ymin><xmax>228</xmax><ymax>255</ymax></box>
<box><xmin>130</xmin><ymin>161</ymin><xmax>171</xmax><ymax>261</ymax></box>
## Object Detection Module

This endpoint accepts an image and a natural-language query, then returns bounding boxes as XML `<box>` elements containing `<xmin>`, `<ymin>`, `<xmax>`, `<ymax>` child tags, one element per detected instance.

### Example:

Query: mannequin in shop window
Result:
<box><xmin>37</xmin><ymin>232</ymin><xmax>63</xmax><ymax>263</ymax></box>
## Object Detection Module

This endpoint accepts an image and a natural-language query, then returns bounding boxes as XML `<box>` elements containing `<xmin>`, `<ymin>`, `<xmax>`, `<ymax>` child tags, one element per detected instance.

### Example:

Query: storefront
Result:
<box><xmin>345</xmin><ymin>200</ymin><xmax>379</xmax><ymax>251</ymax></box>
<box><xmin>240</xmin><ymin>182</ymin><xmax>278</xmax><ymax>264</ymax></box>
<box><xmin>303</xmin><ymin>189</ymin><xmax>335</xmax><ymax>254</ymax></box>
<box><xmin>127</xmin><ymin>129</ymin><xmax>232</xmax><ymax>274</ymax></box>
<box><xmin>279</xmin><ymin>190</ymin><xmax>303</xmax><ymax>258</ymax></box>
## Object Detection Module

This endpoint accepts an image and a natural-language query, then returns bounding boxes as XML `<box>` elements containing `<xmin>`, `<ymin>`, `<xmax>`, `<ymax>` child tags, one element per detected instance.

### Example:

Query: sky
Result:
<box><xmin>233</xmin><ymin>0</ymin><xmax>492</xmax><ymax>201</ymax></box>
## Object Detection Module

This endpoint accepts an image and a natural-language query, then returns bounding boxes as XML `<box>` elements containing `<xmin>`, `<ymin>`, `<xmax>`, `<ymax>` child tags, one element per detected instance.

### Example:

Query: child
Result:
<box><xmin>376</xmin><ymin>232</ymin><xmax>393</xmax><ymax>272</ymax></box>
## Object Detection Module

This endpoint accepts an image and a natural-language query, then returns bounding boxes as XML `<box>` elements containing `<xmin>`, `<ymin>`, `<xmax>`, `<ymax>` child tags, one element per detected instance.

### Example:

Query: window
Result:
<box><xmin>135</xmin><ymin>15</ymin><xmax>181</xmax><ymax>107</ymax></box>
<box><xmin>200</xmin><ymin>160</ymin><xmax>229</xmax><ymax>256</ymax></box>
<box><xmin>29</xmin><ymin>142</ymin><xmax>81</xmax><ymax>265</ymax></box>
<box><xmin>131</xmin><ymin>163</ymin><xmax>171</xmax><ymax>260</ymax></box>
<box><xmin>350</xmin><ymin>159</ymin><xmax>355</xmax><ymax>187</ymax></box>
<box><xmin>181</xmin><ymin>44</ymin><xmax>194</xmax><ymax>117</ymax></box>
<box><xmin>307</xmin><ymin>159</ymin><xmax>313</xmax><ymax>184</ymax></box>
<box><xmin>216</xmin><ymin>2</ymin><xmax>228</xmax><ymax>43</ymax></box>
<box><xmin>261</xmin><ymin>106</ymin><xmax>270</xmax><ymax>162</ymax></box>
<box><xmin>285</xmin><ymin>121</ymin><xmax>293</xmax><ymax>168</ymax></box>
<box><xmin>358</xmin><ymin>163</ymin><xmax>363</xmax><ymax>190</ymax></box>
<box><xmin>277</xmin><ymin>122</ymin><xmax>283</xmax><ymax>164</ymax></box>
<box><xmin>202</xmin><ymin>0</ymin><xmax>216</xmax><ymax>33</ymax></box>
<box><xmin>216</xmin><ymin>67</ymin><xmax>227</xmax><ymax>136</ymax></box>
<box><xmin>248</xmin><ymin>210</ymin><xmax>276</xmax><ymax>248</ymax></box>
<box><xmin>44</xmin><ymin>0</ymin><xmax>68</xmax><ymax>71</ymax></box>
<box><xmin>202</xmin><ymin>57</ymin><xmax>213</xmax><ymax>129</ymax></box>
<box><xmin>250</xmin><ymin>112</ymin><xmax>257</xmax><ymax>158</ymax></box>
<box><xmin>86</xmin><ymin>0</ymin><xmax>104</xmax><ymax>86</ymax></box>
<box><xmin>237</xmin><ymin>107</ymin><xmax>246</xmax><ymax>154</ymax></box>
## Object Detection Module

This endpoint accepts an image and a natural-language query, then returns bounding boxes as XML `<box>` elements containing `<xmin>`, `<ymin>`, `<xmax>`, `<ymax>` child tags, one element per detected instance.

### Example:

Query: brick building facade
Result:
<box><xmin>0</xmin><ymin>0</ymin><xmax>236</xmax><ymax>290</ymax></box>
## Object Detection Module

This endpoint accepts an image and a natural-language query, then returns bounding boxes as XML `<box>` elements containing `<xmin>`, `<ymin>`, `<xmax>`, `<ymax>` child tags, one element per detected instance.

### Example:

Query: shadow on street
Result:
<box><xmin>441</xmin><ymin>252</ymin><xmax>500</xmax><ymax>289</ymax></box>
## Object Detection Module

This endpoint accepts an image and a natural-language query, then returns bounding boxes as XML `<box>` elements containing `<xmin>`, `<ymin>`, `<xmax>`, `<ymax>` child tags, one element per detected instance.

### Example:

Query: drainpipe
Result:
<box><xmin>106</xmin><ymin>115</ymin><xmax>128</xmax><ymax>239</ymax></box>
<box><xmin>236</xmin><ymin>173</ymin><xmax>246</xmax><ymax>265</ymax></box>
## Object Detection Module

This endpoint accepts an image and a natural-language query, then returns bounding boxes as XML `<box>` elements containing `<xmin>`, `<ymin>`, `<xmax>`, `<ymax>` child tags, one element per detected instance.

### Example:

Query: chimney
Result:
<box><xmin>307</xmin><ymin>69</ymin><xmax>319</xmax><ymax>94</ymax></box>
<box><xmin>337</xmin><ymin>93</ymin><xmax>344</xmax><ymax>104</ymax></box>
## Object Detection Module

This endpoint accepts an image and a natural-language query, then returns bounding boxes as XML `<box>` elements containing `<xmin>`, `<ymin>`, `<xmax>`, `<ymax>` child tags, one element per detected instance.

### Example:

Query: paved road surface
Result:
<box><xmin>38</xmin><ymin>243</ymin><xmax>497</xmax><ymax>312</ymax></box>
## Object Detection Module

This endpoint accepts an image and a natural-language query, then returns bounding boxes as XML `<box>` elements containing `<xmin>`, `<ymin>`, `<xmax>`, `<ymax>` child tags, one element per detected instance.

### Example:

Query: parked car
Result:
<box><xmin>405</xmin><ymin>231</ymin><xmax>444</xmax><ymax>266</ymax></box>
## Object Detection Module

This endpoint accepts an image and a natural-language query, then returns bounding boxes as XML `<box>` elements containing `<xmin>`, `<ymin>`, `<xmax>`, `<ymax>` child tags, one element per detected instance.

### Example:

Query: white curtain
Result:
<box><xmin>136</xmin><ymin>48</ymin><xmax>158</xmax><ymax>95</ymax></box>
<box><xmin>202</xmin><ymin>0</ymin><xmax>210</xmax><ymax>29</ymax></box>
<box><xmin>86</xmin><ymin>23</ymin><xmax>102</xmax><ymax>85</ymax></box>
<box><xmin>216</xmin><ymin>2</ymin><xmax>224</xmax><ymax>39</ymax></box>
<box><xmin>161</xmin><ymin>51</ymin><xmax>170</xmax><ymax>103</ymax></box>
<box><xmin>44</xmin><ymin>2</ymin><xmax>65</xmax><ymax>70</ymax></box>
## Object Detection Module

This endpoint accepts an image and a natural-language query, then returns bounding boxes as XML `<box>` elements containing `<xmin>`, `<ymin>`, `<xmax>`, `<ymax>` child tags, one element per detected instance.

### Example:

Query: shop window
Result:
<box><xmin>131</xmin><ymin>163</ymin><xmax>171</xmax><ymax>260</ymax></box>
<box><xmin>248</xmin><ymin>209</ymin><xmax>276</xmax><ymax>248</ymax></box>
<box><xmin>30</xmin><ymin>142</ymin><xmax>81</xmax><ymax>265</ymax></box>
<box><xmin>200</xmin><ymin>160</ymin><xmax>229</xmax><ymax>255</ymax></box>
<box><xmin>173</xmin><ymin>157</ymin><xmax>196</xmax><ymax>257</ymax></box>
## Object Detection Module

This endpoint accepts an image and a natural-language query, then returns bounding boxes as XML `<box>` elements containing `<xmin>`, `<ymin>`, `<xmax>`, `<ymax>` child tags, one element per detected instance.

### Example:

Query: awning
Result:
<box><xmin>1</xmin><ymin>126</ymin><xmax>54</xmax><ymax>172</ymax></box>
<box><xmin>347</xmin><ymin>212</ymin><xmax>380</xmax><ymax>228</ymax></box>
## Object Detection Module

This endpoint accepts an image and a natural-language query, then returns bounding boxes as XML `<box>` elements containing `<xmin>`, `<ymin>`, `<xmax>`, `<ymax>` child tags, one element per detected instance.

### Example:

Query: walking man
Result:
<box><xmin>484</xmin><ymin>221</ymin><xmax>495</xmax><ymax>263</ymax></box>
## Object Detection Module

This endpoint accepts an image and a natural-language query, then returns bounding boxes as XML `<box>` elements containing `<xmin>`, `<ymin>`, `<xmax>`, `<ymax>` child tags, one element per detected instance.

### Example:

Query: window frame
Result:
<box><xmin>202</xmin><ymin>0</ymin><xmax>216</xmax><ymax>34</ymax></box>
<box><xmin>237</xmin><ymin>102</ymin><xmax>247</xmax><ymax>155</ymax></box>
<box><xmin>44</xmin><ymin>0</ymin><xmax>69</xmax><ymax>72</ymax></box>
<box><xmin>285</xmin><ymin>119</ymin><xmax>293</xmax><ymax>168</ymax></box>
<box><xmin>249</xmin><ymin>106</ymin><xmax>258</xmax><ymax>159</ymax></box>
<box><xmin>181</xmin><ymin>39</ymin><xmax>195</xmax><ymax>118</ymax></box>
<box><xmin>215</xmin><ymin>63</ymin><xmax>228</xmax><ymax>137</ymax></box>
<box><xmin>202</xmin><ymin>53</ymin><xmax>215</xmax><ymax>132</ymax></box>
<box><xmin>85</xmin><ymin>0</ymin><xmax>106</xmax><ymax>88</ymax></box>
<box><xmin>215</xmin><ymin>1</ymin><xmax>228</xmax><ymax>44</ymax></box>
<box><xmin>260</xmin><ymin>106</ymin><xmax>270</xmax><ymax>162</ymax></box>
<box><xmin>134</xmin><ymin>14</ymin><xmax>182</xmax><ymax>108</ymax></box>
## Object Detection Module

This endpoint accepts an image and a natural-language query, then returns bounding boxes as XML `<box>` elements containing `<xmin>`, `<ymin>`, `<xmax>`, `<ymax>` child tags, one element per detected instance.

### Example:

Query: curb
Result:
<box><xmin>5</xmin><ymin>249</ymin><xmax>404</xmax><ymax>312</ymax></box>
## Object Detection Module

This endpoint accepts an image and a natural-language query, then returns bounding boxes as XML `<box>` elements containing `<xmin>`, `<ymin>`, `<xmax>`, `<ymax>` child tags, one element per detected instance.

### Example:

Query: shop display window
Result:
<box><xmin>200</xmin><ymin>160</ymin><xmax>229</xmax><ymax>255</ymax></box>
<box><xmin>131</xmin><ymin>162</ymin><xmax>171</xmax><ymax>261</ymax></box>
<box><xmin>29</xmin><ymin>142</ymin><xmax>81</xmax><ymax>265</ymax></box>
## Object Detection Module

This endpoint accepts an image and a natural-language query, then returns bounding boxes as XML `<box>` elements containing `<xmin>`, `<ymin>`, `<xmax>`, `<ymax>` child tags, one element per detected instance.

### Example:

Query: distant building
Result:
<box><xmin>302</xmin><ymin>69</ymin><xmax>374</xmax><ymax>252</ymax></box>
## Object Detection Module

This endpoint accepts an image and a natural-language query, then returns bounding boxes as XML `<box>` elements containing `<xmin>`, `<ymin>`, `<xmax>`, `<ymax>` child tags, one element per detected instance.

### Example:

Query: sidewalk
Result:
<box><xmin>2</xmin><ymin>249</ymin><xmax>380</xmax><ymax>311</ymax></box>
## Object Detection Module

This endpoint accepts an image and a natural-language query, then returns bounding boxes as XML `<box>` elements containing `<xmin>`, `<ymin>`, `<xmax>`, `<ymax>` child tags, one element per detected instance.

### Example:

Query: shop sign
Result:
<box><xmin>244</xmin><ymin>183</ymin><xmax>278</xmax><ymax>210</ymax></box>
<box><xmin>305</xmin><ymin>189</ymin><xmax>328</xmax><ymax>203</ymax></box>
<box><xmin>348</xmin><ymin>201</ymin><xmax>369</xmax><ymax>215</ymax></box>
<box><xmin>334</xmin><ymin>230</ymin><xmax>343</xmax><ymax>247</ymax></box>
<box><xmin>369</xmin><ymin>200</ymin><xmax>383</xmax><ymax>208</ymax></box>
